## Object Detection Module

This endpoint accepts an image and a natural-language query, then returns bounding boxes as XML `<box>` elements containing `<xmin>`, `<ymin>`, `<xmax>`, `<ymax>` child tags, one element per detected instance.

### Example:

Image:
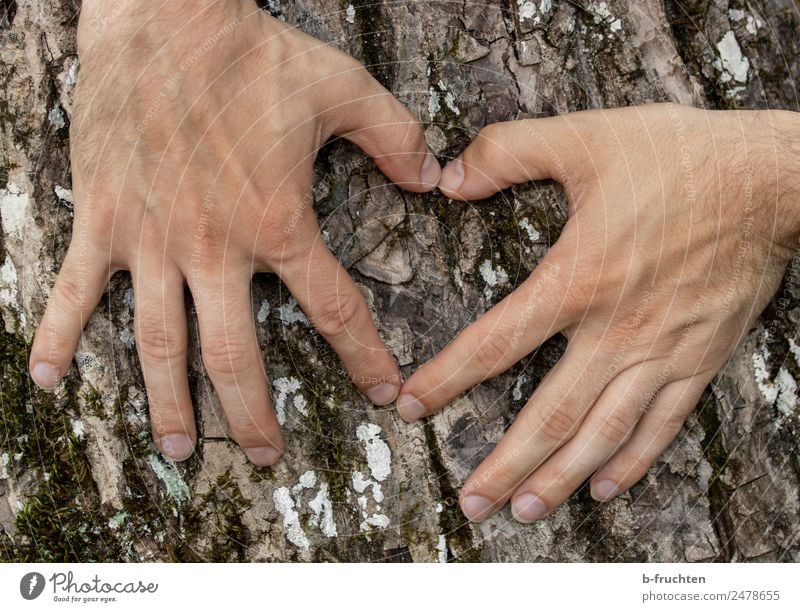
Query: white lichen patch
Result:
<box><xmin>356</xmin><ymin>423</ymin><xmax>391</xmax><ymax>481</ymax></box>
<box><xmin>275</xmin><ymin>471</ymin><xmax>339</xmax><ymax>548</ymax></box>
<box><xmin>479</xmin><ymin>259</ymin><xmax>509</xmax><ymax>300</ymax></box>
<box><xmin>292</xmin><ymin>469</ymin><xmax>317</xmax><ymax>494</ymax></box>
<box><xmin>48</xmin><ymin>105</ymin><xmax>66</xmax><ymax>129</ymax></box>
<box><xmin>293</xmin><ymin>394</ymin><xmax>308</xmax><ymax>417</ymax></box>
<box><xmin>0</xmin><ymin>452</ymin><xmax>10</xmax><ymax>479</ymax></box>
<box><xmin>308</xmin><ymin>482</ymin><xmax>337</xmax><ymax>537</ymax></box>
<box><xmin>437</xmin><ymin>80</ymin><xmax>460</xmax><ymax>116</ymax></box>
<box><xmin>519</xmin><ymin>217</ymin><xmax>540</xmax><ymax>254</ymax></box>
<box><xmin>715</xmin><ymin>31</ymin><xmax>749</xmax><ymax>84</ymax></box>
<box><xmin>278</xmin><ymin>297</ymin><xmax>308</xmax><ymax>326</ymax></box>
<box><xmin>0</xmin><ymin>254</ymin><xmax>20</xmax><ymax>314</ymax></box>
<box><xmin>775</xmin><ymin>368</ymin><xmax>797</xmax><ymax>418</ymax></box>
<box><xmin>147</xmin><ymin>455</ymin><xmax>191</xmax><ymax>504</ymax></box>
<box><xmin>752</xmin><ymin>345</ymin><xmax>798</xmax><ymax>419</ymax></box>
<box><xmin>0</xmin><ymin>182</ymin><xmax>29</xmax><ymax>238</ymax></box>
<box><xmin>789</xmin><ymin>338</ymin><xmax>800</xmax><ymax>366</ymax></box>
<box><xmin>729</xmin><ymin>8</ymin><xmax>745</xmax><ymax>21</ymax></box>
<box><xmin>273</xmin><ymin>486</ymin><xmax>310</xmax><ymax>550</ymax></box>
<box><xmin>108</xmin><ymin>511</ymin><xmax>128</xmax><ymax>530</ymax></box>
<box><xmin>345</xmin><ymin>3</ymin><xmax>355</xmax><ymax>24</ymax></box>
<box><xmin>752</xmin><ymin>348</ymin><xmax>778</xmax><ymax>403</ymax></box>
<box><xmin>119</xmin><ymin>327</ymin><xmax>135</xmax><ymax>349</ymax></box>
<box><xmin>354</xmin><ymin>423</ymin><xmax>392</xmax><ymax>532</ymax></box>
<box><xmin>437</xmin><ymin>534</ymin><xmax>448</xmax><ymax>563</ymax></box>
<box><xmin>54</xmin><ymin>185</ymin><xmax>74</xmax><ymax>207</ymax></box>
<box><xmin>272</xmin><ymin>376</ymin><xmax>306</xmax><ymax>425</ymax></box>
<box><xmin>71</xmin><ymin>419</ymin><xmax>85</xmax><ymax>440</ymax></box>
<box><xmin>518</xmin><ymin>0</ymin><xmax>551</xmax><ymax>24</ymax></box>
<box><xmin>512</xmin><ymin>374</ymin><xmax>527</xmax><ymax>401</ymax></box>
<box><xmin>428</xmin><ymin>87</ymin><xmax>441</xmax><ymax>120</ymax></box>
<box><xmin>256</xmin><ymin>299</ymin><xmax>270</xmax><ymax>323</ymax></box>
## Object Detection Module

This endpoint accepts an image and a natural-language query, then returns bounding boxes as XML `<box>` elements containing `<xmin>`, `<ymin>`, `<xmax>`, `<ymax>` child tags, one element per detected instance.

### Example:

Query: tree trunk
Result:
<box><xmin>1</xmin><ymin>0</ymin><xmax>799</xmax><ymax>562</ymax></box>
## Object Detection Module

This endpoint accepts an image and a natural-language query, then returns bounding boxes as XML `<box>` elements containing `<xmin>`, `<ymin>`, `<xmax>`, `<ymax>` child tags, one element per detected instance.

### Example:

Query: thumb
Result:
<box><xmin>322</xmin><ymin>64</ymin><xmax>440</xmax><ymax>193</ymax></box>
<box><xmin>438</xmin><ymin>117</ymin><xmax>582</xmax><ymax>201</ymax></box>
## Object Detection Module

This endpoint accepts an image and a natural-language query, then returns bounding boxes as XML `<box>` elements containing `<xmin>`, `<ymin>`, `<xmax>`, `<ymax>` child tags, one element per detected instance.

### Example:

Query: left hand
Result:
<box><xmin>396</xmin><ymin>103</ymin><xmax>799</xmax><ymax>522</ymax></box>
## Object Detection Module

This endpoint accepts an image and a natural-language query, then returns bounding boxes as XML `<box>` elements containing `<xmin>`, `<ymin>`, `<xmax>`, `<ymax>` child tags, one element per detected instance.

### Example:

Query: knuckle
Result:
<box><xmin>53</xmin><ymin>273</ymin><xmax>89</xmax><ymax>312</ymax></box>
<box><xmin>596</xmin><ymin>410</ymin><xmax>635</xmax><ymax>445</ymax></box>
<box><xmin>532</xmin><ymin>401</ymin><xmax>581</xmax><ymax>444</ymax></box>
<box><xmin>136</xmin><ymin>319</ymin><xmax>185</xmax><ymax>363</ymax></box>
<box><xmin>468</xmin><ymin>330</ymin><xmax>512</xmax><ymax>376</ymax></box>
<box><xmin>310</xmin><ymin>289</ymin><xmax>364</xmax><ymax>339</ymax></box>
<box><xmin>201</xmin><ymin>334</ymin><xmax>255</xmax><ymax>380</ymax></box>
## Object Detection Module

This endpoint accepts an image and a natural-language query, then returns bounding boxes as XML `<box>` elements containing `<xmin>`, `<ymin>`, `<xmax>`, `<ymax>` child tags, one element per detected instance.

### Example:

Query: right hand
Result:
<box><xmin>29</xmin><ymin>0</ymin><xmax>440</xmax><ymax>464</ymax></box>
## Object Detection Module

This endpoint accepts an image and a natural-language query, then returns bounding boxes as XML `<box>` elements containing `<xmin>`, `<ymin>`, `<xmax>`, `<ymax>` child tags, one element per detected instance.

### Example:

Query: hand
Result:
<box><xmin>28</xmin><ymin>0</ymin><xmax>440</xmax><ymax>464</ymax></box>
<box><xmin>397</xmin><ymin>103</ymin><xmax>799</xmax><ymax>522</ymax></box>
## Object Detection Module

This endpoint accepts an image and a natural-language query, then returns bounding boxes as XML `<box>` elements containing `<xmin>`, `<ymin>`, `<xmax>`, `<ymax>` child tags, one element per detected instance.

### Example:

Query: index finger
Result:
<box><xmin>396</xmin><ymin>245</ymin><xmax>574</xmax><ymax>421</ymax></box>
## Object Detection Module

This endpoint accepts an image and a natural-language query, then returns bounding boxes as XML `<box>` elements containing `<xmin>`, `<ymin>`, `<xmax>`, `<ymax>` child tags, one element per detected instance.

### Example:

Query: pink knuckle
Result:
<box><xmin>136</xmin><ymin>320</ymin><xmax>185</xmax><ymax>363</ymax></box>
<box><xmin>311</xmin><ymin>290</ymin><xmax>364</xmax><ymax>339</ymax></box>
<box><xmin>54</xmin><ymin>274</ymin><xmax>91</xmax><ymax>311</ymax></box>
<box><xmin>469</xmin><ymin>331</ymin><xmax>512</xmax><ymax>376</ymax></box>
<box><xmin>597</xmin><ymin>410</ymin><xmax>635</xmax><ymax>444</ymax></box>
<box><xmin>534</xmin><ymin>402</ymin><xmax>580</xmax><ymax>444</ymax></box>
<box><xmin>201</xmin><ymin>335</ymin><xmax>255</xmax><ymax>379</ymax></box>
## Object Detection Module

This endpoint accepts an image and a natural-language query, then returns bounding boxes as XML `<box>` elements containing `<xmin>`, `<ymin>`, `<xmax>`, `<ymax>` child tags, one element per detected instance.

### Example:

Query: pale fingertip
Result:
<box><xmin>460</xmin><ymin>494</ymin><xmax>495</xmax><ymax>522</ymax></box>
<box><xmin>396</xmin><ymin>393</ymin><xmax>427</xmax><ymax>422</ymax></box>
<box><xmin>244</xmin><ymin>446</ymin><xmax>282</xmax><ymax>466</ymax></box>
<box><xmin>590</xmin><ymin>479</ymin><xmax>621</xmax><ymax>502</ymax></box>
<box><xmin>158</xmin><ymin>434</ymin><xmax>195</xmax><ymax>462</ymax></box>
<box><xmin>511</xmin><ymin>493</ymin><xmax>548</xmax><ymax>523</ymax></box>
<box><xmin>438</xmin><ymin>158</ymin><xmax>464</xmax><ymax>194</ymax></box>
<box><xmin>420</xmin><ymin>151</ymin><xmax>442</xmax><ymax>189</ymax></box>
<box><xmin>365</xmin><ymin>383</ymin><xmax>399</xmax><ymax>406</ymax></box>
<box><xmin>30</xmin><ymin>361</ymin><xmax>61</xmax><ymax>389</ymax></box>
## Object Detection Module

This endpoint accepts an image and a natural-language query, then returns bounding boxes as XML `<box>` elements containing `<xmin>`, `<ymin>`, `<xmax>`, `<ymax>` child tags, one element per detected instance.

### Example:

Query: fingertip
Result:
<box><xmin>365</xmin><ymin>383</ymin><xmax>399</xmax><ymax>406</ymax></box>
<box><xmin>157</xmin><ymin>434</ymin><xmax>195</xmax><ymax>462</ymax></box>
<box><xmin>437</xmin><ymin>158</ymin><xmax>465</xmax><ymax>198</ymax></box>
<box><xmin>460</xmin><ymin>494</ymin><xmax>496</xmax><ymax>523</ymax></box>
<box><xmin>244</xmin><ymin>446</ymin><xmax>282</xmax><ymax>466</ymax></box>
<box><xmin>590</xmin><ymin>479</ymin><xmax>622</xmax><ymax>502</ymax></box>
<box><xmin>29</xmin><ymin>360</ymin><xmax>62</xmax><ymax>390</ymax></box>
<box><xmin>396</xmin><ymin>393</ymin><xmax>427</xmax><ymax>422</ymax></box>
<box><xmin>419</xmin><ymin>151</ymin><xmax>442</xmax><ymax>190</ymax></box>
<box><xmin>511</xmin><ymin>493</ymin><xmax>548</xmax><ymax>523</ymax></box>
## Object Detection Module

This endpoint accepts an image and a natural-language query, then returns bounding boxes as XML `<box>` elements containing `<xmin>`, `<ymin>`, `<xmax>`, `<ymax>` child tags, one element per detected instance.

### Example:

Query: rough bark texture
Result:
<box><xmin>1</xmin><ymin>0</ymin><xmax>799</xmax><ymax>562</ymax></box>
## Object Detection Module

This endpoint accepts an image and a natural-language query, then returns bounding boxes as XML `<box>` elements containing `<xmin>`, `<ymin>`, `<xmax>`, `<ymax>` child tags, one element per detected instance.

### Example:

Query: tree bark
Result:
<box><xmin>1</xmin><ymin>0</ymin><xmax>799</xmax><ymax>562</ymax></box>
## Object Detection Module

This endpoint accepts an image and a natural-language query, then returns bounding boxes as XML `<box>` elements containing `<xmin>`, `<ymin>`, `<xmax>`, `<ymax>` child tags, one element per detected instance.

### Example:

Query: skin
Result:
<box><xmin>28</xmin><ymin>0</ymin><xmax>441</xmax><ymax>465</ymax></box>
<box><xmin>397</xmin><ymin>104</ymin><xmax>800</xmax><ymax>523</ymax></box>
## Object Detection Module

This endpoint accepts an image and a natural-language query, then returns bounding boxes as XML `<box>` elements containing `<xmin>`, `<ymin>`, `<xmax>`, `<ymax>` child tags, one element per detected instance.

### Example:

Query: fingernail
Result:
<box><xmin>512</xmin><ymin>493</ymin><xmax>548</xmax><ymax>523</ymax></box>
<box><xmin>396</xmin><ymin>393</ymin><xmax>427</xmax><ymax>422</ymax></box>
<box><xmin>420</xmin><ymin>151</ymin><xmax>442</xmax><ymax>187</ymax></box>
<box><xmin>244</xmin><ymin>446</ymin><xmax>282</xmax><ymax>466</ymax></box>
<box><xmin>591</xmin><ymin>479</ymin><xmax>621</xmax><ymax>502</ymax></box>
<box><xmin>158</xmin><ymin>434</ymin><xmax>194</xmax><ymax>462</ymax></box>
<box><xmin>438</xmin><ymin>158</ymin><xmax>464</xmax><ymax>193</ymax></box>
<box><xmin>31</xmin><ymin>362</ymin><xmax>60</xmax><ymax>389</ymax></box>
<box><xmin>365</xmin><ymin>383</ymin><xmax>399</xmax><ymax>406</ymax></box>
<box><xmin>460</xmin><ymin>495</ymin><xmax>495</xmax><ymax>522</ymax></box>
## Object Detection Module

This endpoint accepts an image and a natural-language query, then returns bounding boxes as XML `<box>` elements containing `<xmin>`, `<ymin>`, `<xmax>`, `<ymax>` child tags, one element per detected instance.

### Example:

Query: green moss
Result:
<box><xmin>695</xmin><ymin>388</ymin><xmax>736</xmax><ymax>561</ymax></box>
<box><xmin>177</xmin><ymin>470</ymin><xmax>251</xmax><ymax>562</ymax></box>
<box><xmin>352</xmin><ymin>0</ymin><xmax>394</xmax><ymax>89</ymax></box>
<box><xmin>420</xmin><ymin>422</ymin><xmax>482</xmax><ymax>562</ymax></box>
<box><xmin>0</xmin><ymin>326</ymin><xmax>122</xmax><ymax>561</ymax></box>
